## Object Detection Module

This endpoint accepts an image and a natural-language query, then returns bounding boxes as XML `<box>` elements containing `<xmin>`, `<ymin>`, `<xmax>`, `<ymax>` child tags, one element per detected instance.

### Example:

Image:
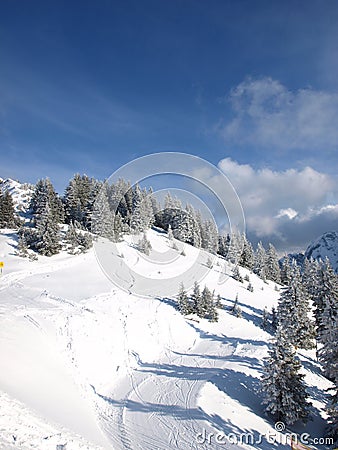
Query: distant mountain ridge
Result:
<box><xmin>0</xmin><ymin>177</ymin><xmax>33</xmax><ymax>213</ymax></box>
<box><xmin>305</xmin><ymin>230</ymin><xmax>338</xmax><ymax>272</ymax></box>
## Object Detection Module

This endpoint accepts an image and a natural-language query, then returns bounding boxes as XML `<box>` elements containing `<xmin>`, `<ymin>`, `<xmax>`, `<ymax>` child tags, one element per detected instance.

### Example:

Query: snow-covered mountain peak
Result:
<box><xmin>0</xmin><ymin>177</ymin><xmax>34</xmax><ymax>213</ymax></box>
<box><xmin>305</xmin><ymin>230</ymin><xmax>338</xmax><ymax>271</ymax></box>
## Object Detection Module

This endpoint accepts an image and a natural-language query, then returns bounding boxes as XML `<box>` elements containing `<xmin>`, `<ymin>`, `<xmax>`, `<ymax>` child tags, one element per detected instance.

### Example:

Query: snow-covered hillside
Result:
<box><xmin>305</xmin><ymin>231</ymin><xmax>338</xmax><ymax>272</ymax></box>
<box><xmin>0</xmin><ymin>178</ymin><xmax>34</xmax><ymax>213</ymax></box>
<box><xmin>0</xmin><ymin>228</ymin><xmax>332</xmax><ymax>449</ymax></box>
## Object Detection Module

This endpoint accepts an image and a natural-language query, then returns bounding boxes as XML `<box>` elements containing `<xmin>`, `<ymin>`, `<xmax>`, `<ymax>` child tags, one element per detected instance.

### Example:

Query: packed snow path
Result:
<box><xmin>94</xmin><ymin>334</ymin><xmax>244</xmax><ymax>450</ymax></box>
<box><xmin>0</xmin><ymin>230</ymin><xmax>332</xmax><ymax>449</ymax></box>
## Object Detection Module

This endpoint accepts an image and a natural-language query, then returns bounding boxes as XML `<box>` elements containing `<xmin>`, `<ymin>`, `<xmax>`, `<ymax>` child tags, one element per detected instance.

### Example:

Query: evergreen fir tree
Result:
<box><xmin>64</xmin><ymin>223</ymin><xmax>93</xmax><ymax>254</ymax></box>
<box><xmin>254</xmin><ymin>242</ymin><xmax>267</xmax><ymax>280</ymax></box>
<box><xmin>326</xmin><ymin>383</ymin><xmax>338</xmax><ymax>447</ymax></box>
<box><xmin>31</xmin><ymin>178</ymin><xmax>64</xmax><ymax>225</ymax></box>
<box><xmin>130</xmin><ymin>187</ymin><xmax>154</xmax><ymax>233</ymax></box>
<box><xmin>206</xmin><ymin>291</ymin><xmax>219</xmax><ymax>323</ymax></box>
<box><xmin>113</xmin><ymin>212</ymin><xmax>124</xmax><ymax>242</ymax></box>
<box><xmin>172</xmin><ymin>209</ymin><xmax>195</xmax><ymax>245</ymax></box>
<box><xmin>247</xmin><ymin>282</ymin><xmax>254</xmax><ymax>292</ymax></box>
<box><xmin>271</xmin><ymin>307</ymin><xmax>278</xmax><ymax>332</ymax></box>
<box><xmin>0</xmin><ymin>191</ymin><xmax>16</xmax><ymax>228</ymax></box>
<box><xmin>226</xmin><ymin>231</ymin><xmax>242</xmax><ymax>264</ymax></box>
<box><xmin>215</xmin><ymin>294</ymin><xmax>222</xmax><ymax>309</ymax></box>
<box><xmin>167</xmin><ymin>224</ymin><xmax>174</xmax><ymax>242</ymax></box>
<box><xmin>15</xmin><ymin>231</ymin><xmax>29</xmax><ymax>257</ymax></box>
<box><xmin>64</xmin><ymin>174</ymin><xmax>101</xmax><ymax>229</ymax></box>
<box><xmin>277</xmin><ymin>263</ymin><xmax>315</xmax><ymax>350</ymax></box>
<box><xmin>230</xmin><ymin>293</ymin><xmax>242</xmax><ymax>317</ymax></box>
<box><xmin>261</xmin><ymin>326</ymin><xmax>311</xmax><ymax>425</ymax></box>
<box><xmin>239</xmin><ymin>235</ymin><xmax>254</xmax><ymax>269</ymax></box>
<box><xmin>316</xmin><ymin>259</ymin><xmax>338</xmax><ymax>380</ymax></box>
<box><xmin>177</xmin><ymin>283</ymin><xmax>191</xmax><ymax>315</ymax></box>
<box><xmin>65</xmin><ymin>223</ymin><xmax>79</xmax><ymax>254</ymax></box>
<box><xmin>261</xmin><ymin>307</ymin><xmax>269</xmax><ymax>331</ymax></box>
<box><xmin>190</xmin><ymin>281</ymin><xmax>201</xmax><ymax>314</ymax></box>
<box><xmin>280</xmin><ymin>256</ymin><xmax>292</xmax><ymax>285</ymax></box>
<box><xmin>232</xmin><ymin>265</ymin><xmax>243</xmax><ymax>283</ymax></box>
<box><xmin>186</xmin><ymin>204</ymin><xmax>202</xmax><ymax>248</ymax></box>
<box><xmin>265</xmin><ymin>243</ymin><xmax>281</xmax><ymax>283</ymax></box>
<box><xmin>34</xmin><ymin>202</ymin><xmax>61</xmax><ymax>256</ymax></box>
<box><xmin>201</xmin><ymin>219</ymin><xmax>219</xmax><ymax>254</ymax></box>
<box><xmin>91</xmin><ymin>186</ymin><xmax>115</xmax><ymax>240</ymax></box>
<box><xmin>138</xmin><ymin>233</ymin><xmax>152</xmax><ymax>255</ymax></box>
<box><xmin>160</xmin><ymin>192</ymin><xmax>182</xmax><ymax>231</ymax></box>
<box><xmin>77</xmin><ymin>232</ymin><xmax>93</xmax><ymax>253</ymax></box>
<box><xmin>217</xmin><ymin>233</ymin><xmax>229</xmax><ymax>258</ymax></box>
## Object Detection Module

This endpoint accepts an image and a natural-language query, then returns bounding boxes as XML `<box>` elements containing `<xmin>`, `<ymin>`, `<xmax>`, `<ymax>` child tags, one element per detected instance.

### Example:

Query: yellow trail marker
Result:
<box><xmin>0</xmin><ymin>262</ymin><xmax>4</xmax><ymax>268</ymax></box>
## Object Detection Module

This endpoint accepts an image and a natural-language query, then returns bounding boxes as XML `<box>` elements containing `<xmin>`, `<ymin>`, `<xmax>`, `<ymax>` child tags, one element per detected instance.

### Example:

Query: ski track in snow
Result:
<box><xmin>0</xmin><ymin>230</ymin><xmax>332</xmax><ymax>450</ymax></box>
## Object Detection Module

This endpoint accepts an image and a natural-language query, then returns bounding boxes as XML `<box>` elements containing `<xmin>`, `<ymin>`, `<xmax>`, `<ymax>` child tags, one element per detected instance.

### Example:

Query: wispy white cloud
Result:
<box><xmin>218</xmin><ymin>157</ymin><xmax>338</xmax><ymax>251</ymax></box>
<box><xmin>216</xmin><ymin>77</ymin><xmax>338</xmax><ymax>153</ymax></box>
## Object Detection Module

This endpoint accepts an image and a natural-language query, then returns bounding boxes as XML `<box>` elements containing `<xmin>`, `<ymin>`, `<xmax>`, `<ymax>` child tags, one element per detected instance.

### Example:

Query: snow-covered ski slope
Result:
<box><xmin>0</xmin><ymin>229</ymin><xmax>332</xmax><ymax>449</ymax></box>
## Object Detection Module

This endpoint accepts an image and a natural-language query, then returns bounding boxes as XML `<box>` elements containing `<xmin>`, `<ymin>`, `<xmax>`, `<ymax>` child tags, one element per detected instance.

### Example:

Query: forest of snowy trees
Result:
<box><xmin>0</xmin><ymin>174</ymin><xmax>337</xmax><ymax>442</ymax></box>
<box><xmin>260</xmin><ymin>255</ymin><xmax>338</xmax><ymax>443</ymax></box>
<box><xmin>1</xmin><ymin>174</ymin><xmax>284</xmax><ymax>277</ymax></box>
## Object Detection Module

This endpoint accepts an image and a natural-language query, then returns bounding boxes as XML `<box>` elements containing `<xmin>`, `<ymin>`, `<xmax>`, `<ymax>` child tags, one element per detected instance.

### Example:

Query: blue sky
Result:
<box><xmin>1</xmin><ymin>0</ymin><xmax>338</xmax><ymax>250</ymax></box>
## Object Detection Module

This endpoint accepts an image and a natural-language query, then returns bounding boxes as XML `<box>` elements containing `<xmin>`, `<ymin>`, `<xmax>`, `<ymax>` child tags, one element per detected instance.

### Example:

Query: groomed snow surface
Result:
<box><xmin>0</xmin><ymin>229</ymin><xmax>332</xmax><ymax>449</ymax></box>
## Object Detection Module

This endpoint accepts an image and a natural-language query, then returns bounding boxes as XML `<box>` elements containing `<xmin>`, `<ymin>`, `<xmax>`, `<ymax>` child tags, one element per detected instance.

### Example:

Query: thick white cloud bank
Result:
<box><xmin>217</xmin><ymin>77</ymin><xmax>338</xmax><ymax>153</ymax></box>
<box><xmin>218</xmin><ymin>158</ymin><xmax>338</xmax><ymax>252</ymax></box>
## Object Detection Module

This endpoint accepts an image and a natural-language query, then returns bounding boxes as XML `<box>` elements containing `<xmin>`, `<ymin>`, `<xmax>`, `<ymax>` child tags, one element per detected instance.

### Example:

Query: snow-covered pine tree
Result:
<box><xmin>34</xmin><ymin>202</ymin><xmax>61</xmax><ymax>256</ymax></box>
<box><xmin>215</xmin><ymin>294</ymin><xmax>222</xmax><ymax>309</ymax></box>
<box><xmin>277</xmin><ymin>263</ymin><xmax>315</xmax><ymax>350</ymax></box>
<box><xmin>271</xmin><ymin>306</ymin><xmax>278</xmax><ymax>332</ymax></box>
<box><xmin>201</xmin><ymin>219</ymin><xmax>219</xmax><ymax>254</ymax></box>
<box><xmin>160</xmin><ymin>192</ymin><xmax>182</xmax><ymax>231</ymax></box>
<box><xmin>113</xmin><ymin>212</ymin><xmax>124</xmax><ymax>242</ymax></box>
<box><xmin>247</xmin><ymin>282</ymin><xmax>254</xmax><ymax>292</ymax></box>
<box><xmin>31</xmin><ymin>178</ymin><xmax>64</xmax><ymax>225</ymax></box>
<box><xmin>302</xmin><ymin>257</ymin><xmax>320</xmax><ymax>306</ymax></box>
<box><xmin>196</xmin><ymin>286</ymin><xmax>210</xmax><ymax>318</ymax></box>
<box><xmin>232</xmin><ymin>265</ymin><xmax>243</xmax><ymax>283</ymax></box>
<box><xmin>261</xmin><ymin>325</ymin><xmax>311</xmax><ymax>425</ymax></box>
<box><xmin>326</xmin><ymin>383</ymin><xmax>338</xmax><ymax>447</ymax></box>
<box><xmin>65</xmin><ymin>223</ymin><xmax>79</xmax><ymax>254</ymax></box>
<box><xmin>167</xmin><ymin>224</ymin><xmax>174</xmax><ymax>242</ymax></box>
<box><xmin>15</xmin><ymin>231</ymin><xmax>29</xmax><ymax>257</ymax></box>
<box><xmin>138</xmin><ymin>233</ymin><xmax>152</xmax><ymax>256</ymax></box>
<box><xmin>226</xmin><ymin>231</ymin><xmax>242</xmax><ymax>264</ymax></box>
<box><xmin>205</xmin><ymin>289</ymin><xmax>218</xmax><ymax>322</ymax></box>
<box><xmin>265</xmin><ymin>243</ymin><xmax>281</xmax><ymax>283</ymax></box>
<box><xmin>46</xmin><ymin>179</ymin><xmax>64</xmax><ymax>223</ymax></box>
<box><xmin>64</xmin><ymin>174</ymin><xmax>101</xmax><ymax>229</ymax></box>
<box><xmin>239</xmin><ymin>234</ymin><xmax>254</xmax><ymax>269</ymax></box>
<box><xmin>231</xmin><ymin>293</ymin><xmax>242</xmax><ymax>317</ymax></box>
<box><xmin>254</xmin><ymin>241</ymin><xmax>267</xmax><ymax>281</ymax></box>
<box><xmin>77</xmin><ymin>232</ymin><xmax>93</xmax><ymax>253</ymax></box>
<box><xmin>91</xmin><ymin>186</ymin><xmax>115</xmax><ymax>240</ymax></box>
<box><xmin>190</xmin><ymin>281</ymin><xmax>201</xmax><ymax>315</ymax></box>
<box><xmin>316</xmin><ymin>258</ymin><xmax>338</xmax><ymax>380</ymax></box>
<box><xmin>109</xmin><ymin>178</ymin><xmax>132</xmax><ymax>225</ymax></box>
<box><xmin>0</xmin><ymin>190</ymin><xmax>16</xmax><ymax>228</ymax></box>
<box><xmin>172</xmin><ymin>208</ymin><xmax>195</xmax><ymax>245</ymax></box>
<box><xmin>261</xmin><ymin>306</ymin><xmax>269</xmax><ymax>331</ymax></box>
<box><xmin>177</xmin><ymin>283</ymin><xmax>191</xmax><ymax>315</ymax></box>
<box><xmin>217</xmin><ymin>233</ymin><xmax>229</xmax><ymax>258</ymax></box>
<box><xmin>280</xmin><ymin>256</ymin><xmax>292</xmax><ymax>285</ymax></box>
<box><xmin>185</xmin><ymin>204</ymin><xmax>201</xmax><ymax>247</ymax></box>
<box><xmin>130</xmin><ymin>186</ymin><xmax>154</xmax><ymax>233</ymax></box>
